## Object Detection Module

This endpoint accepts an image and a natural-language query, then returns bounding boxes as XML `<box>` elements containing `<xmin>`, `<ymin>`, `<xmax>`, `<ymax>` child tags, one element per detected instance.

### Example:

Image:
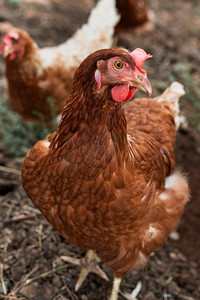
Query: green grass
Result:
<box><xmin>194</xmin><ymin>5</ymin><xmax>200</xmax><ymax>17</ymax></box>
<box><xmin>0</xmin><ymin>95</ymin><xmax>51</xmax><ymax>157</ymax></box>
<box><xmin>189</xmin><ymin>25</ymin><xmax>199</xmax><ymax>36</ymax></box>
<box><xmin>6</xmin><ymin>0</ymin><xmax>21</xmax><ymax>7</ymax></box>
<box><xmin>151</xmin><ymin>71</ymin><xmax>200</xmax><ymax>132</ymax></box>
<box><xmin>180</xmin><ymin>72</ymin><xmax>200</xmax><ymax>131</ymax></box>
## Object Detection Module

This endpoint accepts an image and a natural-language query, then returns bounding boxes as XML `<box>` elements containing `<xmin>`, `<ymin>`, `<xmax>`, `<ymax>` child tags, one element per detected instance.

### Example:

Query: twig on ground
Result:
<box><xmin>21</xmin><ymin>205</ymin><xmax>40</xmax><ymax>213</ymax></box>
<box><xmin>11</xmin><ymin>265</ymin><xmax>39</xmax><ymax>295</ymax></box>
<box><xmin>0</xmin><ymin>294</ymin><xmax>25</xmax><ymax>300</ymax></box>
<box><xmin>120</xmin><ymin>281</ymin><xmax>142</xmax><ymax>300</ymax></box>
<box><xmin>0</xmin><ymin>165</ymin><xmax>21</xmax><ymax>176</ymax></box>
<box><xmin>24</xmin><ymin>264</ymin><xmax>70</xmax><ymax>286</ymax></box>
<box><xmin>62</xmin><ymin>277</ymin><xmax>77</xmax><ymax>300</ymax></box>
<box><xmin>5</xmin><ymin>202</ymin><xmax>15</xmax><ymax>221</ymax></box>
<box><xmin>0</xmin><ymin>263</ymin><xmax>7</xmax><ymax>295</ymax></box>
<box><xmin>3</xmin><ymin>212</ymin><xmax>41</xmax><ymax>224</ymax></box>
<box><xmin>37</xmin><ymin>224</ymin><xmax>43</xmax><ymax>252</ymax></box>
<box><xmin>178</xmin><ymin>295</ymin><xmax>194</xmax><ymax>300</ymax></box>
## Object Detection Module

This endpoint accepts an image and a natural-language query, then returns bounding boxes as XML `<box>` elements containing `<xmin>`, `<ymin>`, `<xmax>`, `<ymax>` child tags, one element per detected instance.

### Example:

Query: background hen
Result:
<box><xmin>22</xmin><ymin>47</ymin><xmax>189</xmax><ymax>300</ymax></box>
<box><xmin>0</xmin><ymin>0</ymin><xmax>119</xmax><ymax>126</ymax></box>
<box><xmin>115</xmin><ymin>0</ymin><xmax>154</xmax><ymax>33</ymax></box>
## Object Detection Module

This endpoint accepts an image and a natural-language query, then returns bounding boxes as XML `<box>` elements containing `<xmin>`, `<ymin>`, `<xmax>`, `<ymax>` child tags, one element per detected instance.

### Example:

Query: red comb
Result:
<box><xmin>2</xmin><ymin>32</ymin><xmax>20</xmax><ymax>45</ymax></box>
<box><xmin>130</xmin><ymin>48</ymin><xmax>152</xmax><ymax>74</ymax></box>
<box><xmin>7</xmin><ymin>32</ymin><xmax>20</xmax><ymax>40</ymax></box>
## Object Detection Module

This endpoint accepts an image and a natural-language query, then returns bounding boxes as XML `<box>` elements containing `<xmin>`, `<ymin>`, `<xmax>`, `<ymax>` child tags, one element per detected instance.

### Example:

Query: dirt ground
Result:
<box><xmin>0</xmin><ymin>0</ymin><xmax>200</xmax><ymax>299</ymax></box>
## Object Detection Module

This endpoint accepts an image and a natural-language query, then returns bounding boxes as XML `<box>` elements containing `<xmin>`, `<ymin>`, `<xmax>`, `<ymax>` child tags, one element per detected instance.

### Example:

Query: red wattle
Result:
<box><xmin>124</xmin><ymin>88</ymin><xmax>137</xmax><ymax>101</ymax></box>
<box><xmin>111</xmin><ymin>84</ymin><xmax>137</xmax><ymax>102</ymax></box>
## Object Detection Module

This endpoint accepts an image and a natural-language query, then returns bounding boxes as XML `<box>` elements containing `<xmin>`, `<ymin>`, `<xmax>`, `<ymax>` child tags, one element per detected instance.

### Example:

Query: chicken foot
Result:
<box><xmin>61</xmin><ymin>250</ymin><xmax>109</xmax><ymax>291</ymax></box>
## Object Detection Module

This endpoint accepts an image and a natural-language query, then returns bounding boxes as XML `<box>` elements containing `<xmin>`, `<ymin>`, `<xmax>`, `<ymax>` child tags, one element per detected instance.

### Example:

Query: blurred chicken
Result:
<box><xmin>115</xmin><ymin>0</ymin><xmax>154</xmax><ymax>34</ymax></box>
<box><xmin>0</xmin><ymin>0</ymin><xmax>119</xmax><ymax>126</ymax></box>
<box><xmin>22</xmin><ymin>47</ymin><xmax>189</xmax><ymax>300</ymax></box>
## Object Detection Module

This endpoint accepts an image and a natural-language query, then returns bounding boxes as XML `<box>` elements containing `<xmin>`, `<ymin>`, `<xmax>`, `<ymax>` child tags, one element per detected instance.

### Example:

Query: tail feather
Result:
<box><xmin>159</xmin><ymin>170</ymin><xmax>190</xmax><ymax>221</ymax></box>
<box><xmin>155</xmin><ymin>81</ymin><xmax>185</xmax><ymax>129</ymax></box>
<box><xmin>141</xmin><ymin>170</ymin><xmax>189</xmax><ymax>258</ymax></box>
<box><xmin>156</xmin><ymin>81</ymin><xmax>185</xmax><ymax>103</ymax></box>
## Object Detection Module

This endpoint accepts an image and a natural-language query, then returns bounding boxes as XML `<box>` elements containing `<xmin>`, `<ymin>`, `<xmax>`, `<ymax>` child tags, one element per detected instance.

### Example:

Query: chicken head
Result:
<box><xmin>94</xmin><ymin>48</ymin><xmax>152</xmax><ymax>102</ymax></box>
<box><xmin>0</xmin><ymin>30</ymin><xmax>26</xmax><ymax>60</ymax></box>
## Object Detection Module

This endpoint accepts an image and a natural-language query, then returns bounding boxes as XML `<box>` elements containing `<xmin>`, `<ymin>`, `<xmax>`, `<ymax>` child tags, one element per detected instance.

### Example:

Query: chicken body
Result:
<box><xmin>0</xmin><ymin>0</ymin><xmax>119</xmax><ymax>125</ymax></box>
<box><xmin>22</xmin><ymin>48</ymin><xmax>189</xmax><ymax>297</ymax></box>
<box><xmin>115</xmin><ymin>0</ymin><xmax>153</xmax><ymax>33</ymax></box>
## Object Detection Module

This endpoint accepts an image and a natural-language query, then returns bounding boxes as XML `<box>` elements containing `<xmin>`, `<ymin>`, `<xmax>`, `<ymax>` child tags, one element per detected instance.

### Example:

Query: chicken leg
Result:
<box><xmin>110</xmin><ymin>276</ymin><xmax>143</xmax><ymax>300</ymax></box>
<box><xmin>110</xmin><ymin>277</ymin><xmax>122</xmax><ymax>300</ymax></box>
<box><xmin>61</xmin><ymin>250</ymin><xmax>109</xmax><ymax>291</ymax></box>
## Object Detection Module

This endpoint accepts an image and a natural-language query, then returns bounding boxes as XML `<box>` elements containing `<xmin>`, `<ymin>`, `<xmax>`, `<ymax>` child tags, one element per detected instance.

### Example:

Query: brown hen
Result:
<box><xmin>0</xmin><ymin>0</ymin><xmax>119</xmax><ymax>126</ymax></box>
<box><xmin>22</xmin><ymin>47</ymin><xmax>189</xmax><ymax>299</ymax></box>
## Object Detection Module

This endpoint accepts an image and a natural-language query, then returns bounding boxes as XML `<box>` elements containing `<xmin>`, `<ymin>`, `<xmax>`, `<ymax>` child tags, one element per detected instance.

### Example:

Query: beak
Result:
<box><xmin>1</xmin><ymin>45</ymin><xmax>12</xmax><ymax>58</ymax></box>
<box><xmin>122</xmin><ymin>69</ymin><xmax>152</xmax><ymax>96</ymax></box>
<box><xmin>131</xmin><ymin>75</ymin><xmax>152</xmax><ymax>96</ymax></box>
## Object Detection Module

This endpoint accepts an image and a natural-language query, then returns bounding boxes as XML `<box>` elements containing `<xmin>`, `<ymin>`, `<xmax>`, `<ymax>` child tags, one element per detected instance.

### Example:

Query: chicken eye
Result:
<box><xmin>11</xmin><ymin>38</ymin><xmax>18</xmax><ymax>44</ymax></box>
<box><xmin>114</xmin><ymin>60</ymin><xmax>124</xmax><ymax>70</ymax></box>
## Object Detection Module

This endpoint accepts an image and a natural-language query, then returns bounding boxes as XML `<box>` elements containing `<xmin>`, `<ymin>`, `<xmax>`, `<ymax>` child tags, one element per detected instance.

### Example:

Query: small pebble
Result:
<box><xmin>169</xmin><ymin>231</ymin><xmax>180</xmax><ymax>241</ymax></box>
<box><xmin>143</xmin><ymin>291</ymin><xmax>156</xmax><ymax>300</ymax></box>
